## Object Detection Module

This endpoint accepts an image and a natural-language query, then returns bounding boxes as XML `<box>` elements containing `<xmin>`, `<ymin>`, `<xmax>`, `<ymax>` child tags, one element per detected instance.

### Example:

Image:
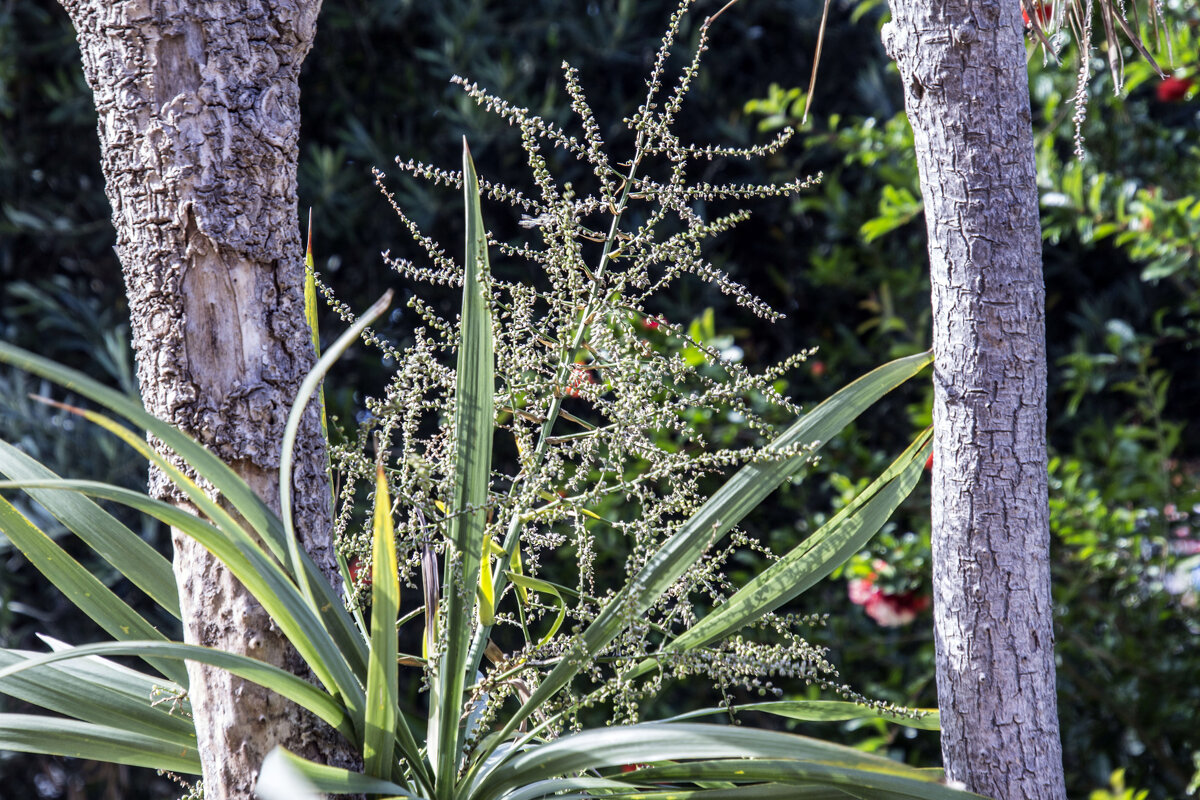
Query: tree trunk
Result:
<box><xmin>880</xmin><ymin>2</ymin><xmax>1066</xmax><ymax>798</ymax></box>
<box><xmin>58</xmin><ymin>1</ymin><xmax>355</xmax><ymax>797</ymax></box>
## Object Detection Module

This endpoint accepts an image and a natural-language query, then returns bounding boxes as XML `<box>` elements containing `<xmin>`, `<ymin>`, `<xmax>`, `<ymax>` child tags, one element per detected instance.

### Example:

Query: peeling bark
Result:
<box><xmin>880</xmin><ymin>1</ymin><xmax>1066</xmax><ymax>797</ymax></box>
<box><xmin>57</xmin><ymin>1</ymin><xmax>356</xmax><ymax>796</ymax></box>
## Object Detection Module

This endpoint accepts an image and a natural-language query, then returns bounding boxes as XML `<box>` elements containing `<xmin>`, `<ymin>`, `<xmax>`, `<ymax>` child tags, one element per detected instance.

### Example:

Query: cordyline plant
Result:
<box><xmin>0</xmin><ymin>3</ymin><xmax>980</xmax><ymax>798</ymax></box>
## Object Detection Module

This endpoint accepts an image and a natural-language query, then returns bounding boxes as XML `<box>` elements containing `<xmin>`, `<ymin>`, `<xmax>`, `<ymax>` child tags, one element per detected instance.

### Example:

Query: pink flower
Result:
<box><xmin>848</xmin><ymin>577</ymin><xmax>877</xmax><ymax>606</ymax></box>
<box><xmin>847</xmin><ymin>570</ymin><xmax>930</xmax><ymax>627</ymax></box>
<box><xmin>864</xmin><ymin>592</ymin><xmax>930</xmax><ymax>627</ymax></box>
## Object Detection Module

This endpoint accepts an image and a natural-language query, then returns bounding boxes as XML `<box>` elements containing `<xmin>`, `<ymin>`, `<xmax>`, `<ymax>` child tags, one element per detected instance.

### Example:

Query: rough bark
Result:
<box><xmin>880</xmin><ymin>1</ymin><xmax>1066</xmax><ymax>797</ymax></box>
<box><xmin>58</xmin><ymin>1</ymin><xmax>354</xmax><ymax>797</ymax></box>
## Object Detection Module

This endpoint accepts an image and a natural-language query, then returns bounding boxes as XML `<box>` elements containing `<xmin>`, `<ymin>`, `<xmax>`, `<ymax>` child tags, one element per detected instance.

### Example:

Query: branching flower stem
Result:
<box><xmin>464</xmin><ymin>151</ymin><xmax>645</xmax><ymax>684</ymax></box>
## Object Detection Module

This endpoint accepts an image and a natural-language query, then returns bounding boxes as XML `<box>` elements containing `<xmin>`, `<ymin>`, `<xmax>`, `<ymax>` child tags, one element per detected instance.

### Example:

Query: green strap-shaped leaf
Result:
<box><xmin>617</xmin><ymin>759</ymin><xmax>973</xmax><ymax>800</ymax></box>
<box><xmin>365</xmin><ymin>464</ymin><xmax>401</xmax><ymax>779</ymax></box>
<box><xmin>663</xmin><ymin>700</ymin><xmax>939</xmax><ymax>731</ymax></box>
<box><xmin>430</xmin><ymin>138</ymin><xmax>495</xmax><ymax>793</ymax></box>
<box><xmin>260</xmin><ymin>747</ymin><xmax>424</xmax><ymax>798</ymax></box>
<box><xmin>507</xmin><ymin>781</ymin><xmax>844</xmax><ymax>800</ymax></box>
<box><xmin>0</xmin><ymin>473</ymin><xmax>365</xmax><ymax>730</ymax></box>
<box><xmin>63</xmin><ymin>410</ymin><xmax>366</xmax><ymax>716</ymax></box>
<box><xmin>0</xmin><ymin>495</ymin><xmax>188</xmax><ymax>686</ymax></box>
<box><xmin>0</xmin><ymin>713</ymin><xmax>201</xmax><ymax>774</ymax></box>
<box><xmin>0</xmin><ymin>647</ymin><xmax>195</xmax><ymax>748</ymax></box>
<box><xmin>0</xmin><ymin>441</ymin><xmax>180</xmax><ymax>619</ymax></box>
<box><xmin>472</xmin><ymin>723</ymin><xmax>979</xmax><ymax>800</ymax></box>
<box><xmin>0</xmin><ymin>341</ymin><xmax>368</xmax><ymax>679</ymax></box>
<box><xmin>626</xmin><ymin>430</ymin><xmax>932</xmax><ymax>678</ymax></box>
<box><xmin>492</xmin><ymin>352</ymin><xmax>932</xmax><ymax>744</ymax></box>
<box><xmin>0</xmin><ymin>640</ymin><xmax>352</xmax><ymax>741</ymax></box>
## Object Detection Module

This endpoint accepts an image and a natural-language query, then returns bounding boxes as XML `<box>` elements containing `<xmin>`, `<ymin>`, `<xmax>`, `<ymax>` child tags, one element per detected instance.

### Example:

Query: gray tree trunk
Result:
<box><xmin>57</xmin><ymin>1</ymin><xmax>355</xmax><ymax>797</ymax></box>
<box><xmin>880</xmin><ymin>1</ymin><xmax>1066</xmax><ymax>797</ymax></box>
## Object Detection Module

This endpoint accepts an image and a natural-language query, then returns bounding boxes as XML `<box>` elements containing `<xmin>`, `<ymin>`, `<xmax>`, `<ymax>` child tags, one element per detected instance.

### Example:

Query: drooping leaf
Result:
<box><xmin>0</xmin><ymin>441</ymin><xmax>180</xmax><ymax>619</ymax></box>
<box><xmin>0</xmin><ymin>472</ymin><xmax>364</xmax><ymax>726</ymax></box>
<box><xmin>0</xmin><ymin>342</ymin><xmax>369</xmax><ymax>679</ymax></box>
<box><xmin>0</xmin><ymin>714</ymin><xmax>201</xmax><ymax>774</ymax></box>
<box><xmin>0</xmin><ymin>640</ymin><xmax>352</xmax><ymax>740</ymax></box>
<box><xmin>0</xmin><ymin>495</ymin><xmax>187</xmax><ymax>685</ymax></box>
<box><xmin>280</xmin><ymin>289</ymin><xmax>392</xmax><ymax>613</ymax></box>
<box><xmin>260</xmin><ymin>747</ymin><xmax>421</xmax><ymax>798</ymax></box>
<box><xmin>503</xmin><ymin>571</ymin><xmax>566</xmax><ymax>648</ymax></box>
<box><xmin>0</xmin><ymin>647</ymin><xmax>195</xmax><ymax>748</ymax></box>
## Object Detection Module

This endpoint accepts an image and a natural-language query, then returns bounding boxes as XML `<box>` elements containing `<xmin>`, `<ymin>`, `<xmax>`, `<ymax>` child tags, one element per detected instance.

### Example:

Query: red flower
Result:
<box><xmin>1022</xmin><ymin>2</ymin><xmax>1052</xmax><ymax>27</ymax></box>
<box><xmin>566</xmin><ymin>362</ymin><xmax>596</xmax><ymax>397</ymax></box>
<box><xmin>810</xmin><ymin>360</ymin><xmax>826</xmax><ymax>378</ymax></box>
<box><xmin>1157</xmin><ymin>77</ymin><xmax>1193</xmax><ymax>103</ymax></box>
<box><xmin>642</xmin><ymin>316</ymin><xmax>661</xmax><ymax>331</ymax></box>
<box><xmin>925</xmin><ymin>452</ymin><xmax>934</xmax><ymax>472</ymax></box>
<box><xmin>348</xmin><ymin>556</ymin><xmax>372</xmax><ymax>586</ymax></box>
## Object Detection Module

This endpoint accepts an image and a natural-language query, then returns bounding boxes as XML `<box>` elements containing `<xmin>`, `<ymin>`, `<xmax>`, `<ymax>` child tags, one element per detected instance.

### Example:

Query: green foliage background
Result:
<box><xmin>1</xmin><ymin>0</ymin><xmax>1197</xmax><ymax>797</ymax></box>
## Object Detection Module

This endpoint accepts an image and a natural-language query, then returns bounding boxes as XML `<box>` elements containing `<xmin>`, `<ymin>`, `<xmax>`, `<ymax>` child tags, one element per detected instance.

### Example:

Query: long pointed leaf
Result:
<box><xmin>0</xmin><ymin>713</ymin><xmax>201</xmax><ymax>774</ymax></box>
<box><xmin>280</xmin><ymin>290</ymin><xmax>392</xmax><ymax>612</ymax></box>
<box><xmin>261</xmin><ymin>747</ymin><xmax>423</xmax><ymax>798</ymax></box>
<box><xmin>618</xmin><ymin>759</ymin><xmax>973</xmax><ymax>800</ymax></box>
<box><xmin>0</xmin><ymin>641</ymin><xmax>352</xmax><ymax>741</ymax></box>
<box><xmin>0</xmin><ymin>474</ymin><xmax>365</xmax><ymax>729</ymax></box>
<box><xmin>430</xmin><ymin>138</ymin><xmax>495</xmax><ymax>792</ymax></box>
<box><xmin>0</xmin><ymin>495</ymin><xmax>188</xmax><ymax>685</ymax></box>
<box><xmin>473</xmin><ymin>723</ymin><xmax>977</xmax><ymax>800</ymax></box>
<box><xmin>663</xmin><ymin>700</ymin><xmax>939</xmax><ymax>731</ymax></box>
<box><xmin>496</xmin><ymin>352</ymin><xmax>932</xmax><ymax>741</ymax></box>
<box><xmin>0</xmin><ymin>342</ymin><xmax>368</xmax><ymax>678</ymax></box>
<box><xmin>627</xmin><ymin>430</ymin><xmax>932</xmax><ymax>677</ymax></box>
<box><xmin>0</xmin><ymin>441</ymin><xmax>180</xmax><ymax>619</ymax></box>
<box><xmin>365</xmin><ymin>464</ymin><xmax>401</xmax><ymax>778</ymax></box>
<box><xmin>0</xmin><ymin>647</ymin><xmax>195</xmax><ymax>748</ymax></box>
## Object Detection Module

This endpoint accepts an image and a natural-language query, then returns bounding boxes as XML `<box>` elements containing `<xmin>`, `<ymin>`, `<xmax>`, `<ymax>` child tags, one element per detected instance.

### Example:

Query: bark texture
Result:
<box><xmin>58</xmin><ymin>1</ymin><xmax>353</xmax><ymax>797</ymax></box>
<box><xmin>880</xmin><ymin>1</ymin><xmax>1066</xmax><ymax>797</ymax></box>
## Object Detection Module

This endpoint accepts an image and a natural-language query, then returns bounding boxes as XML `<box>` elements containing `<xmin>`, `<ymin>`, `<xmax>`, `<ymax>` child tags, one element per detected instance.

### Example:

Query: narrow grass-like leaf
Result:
<box><xmin>0</xmin><ymin>641</ymin><xmax>352</xmax><ymax>740</ymax></box>
<box><xmin>663</xmin><ymin>700</ymin><xmax>939</xmax><ymax>731</ymax></box>
<box><xmin>627</xmin><ymin>430</ymin><xmax>932</xmax><ymax>678</ymax></box>
<box><xmin>0</xmin><ymin>342</ymin><xmax>368</xmax><ymax>678</ymax></box>
<box><xmin>0</xmin><ymin>648</ymin><xmax>195</xmax><ymax>748</ymax></box>
<box><xmin>495</xmin><ymin>352</ymin><xmax>932</xmax><ymax>742</ymax></box>
<box><xmin>261</xmin><ymin>747</ymin><xmax>421</xmax><ymax>798</ymax></box>
<box><xmin>365</xmin><ymin>463</ymin><xmax>401</xmax><ymax>778</ymax></box>
<box><xmin>0</xmin><ymin>714</ymin><xmax>201</xmax><ymax>774</ymax></box>
<box><xmin>430</xmin><ymin>138</ymin><xmax>495</xmax><ymax>792</ymax></box>
<box><xmin>0</xmin><ymin>495</ymin><xmax>187</xmax><ymax>685</ymax></box>
<box><xmin>0</xmin><ymin>441</ymin><xmax>180</xmax><ymax>619</ymax></box>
